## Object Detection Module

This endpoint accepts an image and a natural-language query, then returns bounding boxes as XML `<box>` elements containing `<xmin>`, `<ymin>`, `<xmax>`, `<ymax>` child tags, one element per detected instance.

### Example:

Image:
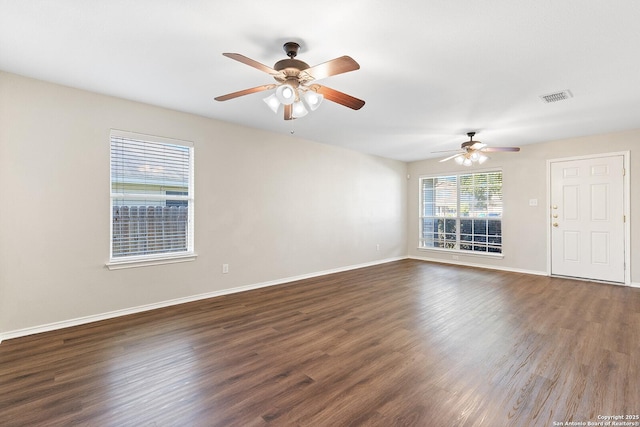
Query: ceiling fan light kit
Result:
<box><xmin>215</xmin><ymin>41</ymin><xmax>364</xmax><ymax>120</ymax></box>
<box><xmin>455</xmin><ymin>150</ymin><xmax>489</xmax><ymax>166</ymax></box>
<box><xmin>269</xmin><ymin>81</ymin><xmax>323</xmax><ymax>117</ymax></box>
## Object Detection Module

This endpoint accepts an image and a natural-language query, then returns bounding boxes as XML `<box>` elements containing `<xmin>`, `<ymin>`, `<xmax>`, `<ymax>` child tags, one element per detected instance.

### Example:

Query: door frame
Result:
<box><xmin>546</xmin><ymin>151</ymin><xmax>631</xmax><ymax>285</ymax></box>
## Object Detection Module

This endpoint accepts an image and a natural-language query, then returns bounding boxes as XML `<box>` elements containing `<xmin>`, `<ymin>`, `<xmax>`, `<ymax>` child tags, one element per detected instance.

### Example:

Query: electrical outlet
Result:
<box><xmin>222</xmin><ymin>264</ymin><xmax>229</xmax><ymax>274</ymax></box>
<box><xmin>376</xmin><ymin>244</ymin><xmax>380</xmax><ymax>251</ymax></box>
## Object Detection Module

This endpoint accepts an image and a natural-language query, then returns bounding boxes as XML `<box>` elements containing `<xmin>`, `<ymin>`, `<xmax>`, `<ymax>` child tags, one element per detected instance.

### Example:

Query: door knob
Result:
<box><xmin>553</xmin><ymin>222</ymin><xmax>559</xmax><ymax>227</ymax></box>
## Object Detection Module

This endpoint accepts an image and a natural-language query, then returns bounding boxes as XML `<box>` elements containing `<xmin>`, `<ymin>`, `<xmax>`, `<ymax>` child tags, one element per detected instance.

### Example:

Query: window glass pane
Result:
<box><xmin>420</xmin><ymin>171</ymin><xmax>502</xmax><ymax>254</ymax></box>
<box><xmin>421</xmin><ymin>218</ymin><xmax>438</xmax><ymax>239</ymax></box>
<box><xmin>473</xmin><ymin>173</ymin><xmax>488</xmax><ymax>187</ymax></box>
<box><xmin>488</xmin><ymin>236</ymin><xmax>502</xmax><ymax>245</ymax></box>
<box><xmin>111</xmin><ymin>137</ymin><xmax>190</xmax><ymax>196</ymax></box>
<box><xmin>112</xmin><ymin>201</ymin><xmax>189</xmax><ymax>257</ymax></box>
<box><xmin>473</xmin><ymin>234</ymin><xmax>487</xmax><ymax>243</ymax></box>
<box><xmin>445</xmin><ymin>218</ymin><xmax>457</xmax><ymax>233</ymax></box>
<box><xmin>460</xmin><ymin>219</ymin><xmax>472</xmax><ymax>234</ymax></box>
<box><xmin>422</xmin><ymin>176</ymin><xmax>457</xmax><ymax>217</ymax></box>
<box><xmin>432</xmin><ymin>218</ymin><xmax>443</xmax><ymax>248</ymax></box>
<box><xmin>487</xmin><ymin>172</ymin><xmax>503</xmax><ymax>217</ymax></box>
<box><xmin>421</xmin><ymin>178</ymin><xmax>435</xmax><ymax>217</ymax></box>
<box><xmin>473</xmin><ymin>219</ymin><xmax>487</xmax><ymax>235</ymax></box>
<box><xmin>488</xmin><ymin>220</ymin><xmax>501</xmax><ymax>235</ymax></box>
<box><xmin>458</xmin><ymin>172</ymin><xmax>503</xmax><ymax>218</ymax></box>
<box><xmin>445</xmin><ymin>219</ymin><xmax>457</xmax><ymax>248</ymax></box>
<box><xmin>110</xmin><ymin>133</ymin><xmax>193</xmax><ymax>260</ymax></box>
<box><xmin>459</xmin><ymin>188</ymin><xmax>474</xmax><ymax>217</ymax></box>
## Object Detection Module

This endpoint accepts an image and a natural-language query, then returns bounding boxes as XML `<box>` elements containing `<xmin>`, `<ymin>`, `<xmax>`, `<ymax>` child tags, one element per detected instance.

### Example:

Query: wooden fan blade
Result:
<box><xmin>482</xmin><ymin>147</ymin><xmax>521</xmax><ymax>152</ymax></box>
<box><xmin>302</xmin><ymin>56</ymin><xmax>360</xmax><ymax>81</ymax></box>
<box><xmin>284</xmin><ymin>104</ymin><xmax>293</xmax><ymax>120</ymax></box>
<box><xmin>431</xmin><ymin>149</ymin><xmax>464</xmax><ymax>154</ymax></box>
<box><xmin>440</xmin><ymin>153</ymin><xmax>464</xmax><ymax>162</ymax></box>
<box><xmin>214</xmin><ymin>84</ymin><xmax>276</xmax><ymax>101</ymax></box>
<box><xmin>312</xmin><ymin>85</ymin><xmax>365</xmax><ymax>110</ymax></box>
<box><xmin>222</xmin><ymin>53</ymin><xmax>280</xmax><ymax>75</ymax></box>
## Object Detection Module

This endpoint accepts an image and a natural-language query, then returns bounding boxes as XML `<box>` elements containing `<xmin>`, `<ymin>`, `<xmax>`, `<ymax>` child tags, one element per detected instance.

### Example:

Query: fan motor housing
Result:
<box><xmin>273</xmin><ymin>58</ymin><xmax>309</xmax><ymax>84</ymax></box>
<box><xmin>274</xmin><ymin>58</ymin><xmax>309</xmax><ymax>72</ymax></box>
<box><xmin>461</xmin><ymin>141</ymin><xmax>476</xmax><ymax>149</ymax></box>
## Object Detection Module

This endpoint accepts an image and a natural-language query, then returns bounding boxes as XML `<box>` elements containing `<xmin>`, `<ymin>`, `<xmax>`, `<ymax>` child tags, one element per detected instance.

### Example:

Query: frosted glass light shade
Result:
<box><xmin>303</xmin><ymin>91</ymin><xmax>324</xmax><ymax>110</ymax></box>
<box><xmin>276</xmin><ymin>84</ymin><xmax>296</xmax><ymax>105</ymax></box>
<box><xmin>263</xmin><ymin>94</ymin><xmax>280</xmax><ymax>113</ymax></box>
<box><xmin>292</xmin><ymin>100</ymin><xmax>308</xmax><ymax>118</ymax></box>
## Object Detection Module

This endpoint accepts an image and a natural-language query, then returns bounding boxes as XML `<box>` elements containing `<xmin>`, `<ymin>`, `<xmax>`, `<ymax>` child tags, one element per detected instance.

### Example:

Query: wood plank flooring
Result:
<box><xmin>1</xmin><ymin>259</ymin><xmax>639</xmax><ymax>426</ymax></box>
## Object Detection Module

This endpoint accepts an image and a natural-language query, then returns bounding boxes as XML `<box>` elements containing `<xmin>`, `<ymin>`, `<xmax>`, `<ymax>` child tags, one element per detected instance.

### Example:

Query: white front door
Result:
<box><xmin>550</xmin><ymin>155</ymin><xmax>625</xmax><ymax>283</ymax></box>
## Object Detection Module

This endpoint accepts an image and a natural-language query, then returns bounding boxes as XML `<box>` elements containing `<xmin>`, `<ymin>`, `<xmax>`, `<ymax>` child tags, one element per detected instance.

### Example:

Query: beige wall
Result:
<box><xmin>0</xmin><ymin>72</ymin><xmax>408</xmax><ymax>336</ymax></box>
<box><xmin>1</xmin><ymin>70</ymin><xmax>637</xmax><ymax>339</ymax></box>
<box><xmin>408</xmin><ymin>130</ymin><xmax>639</xmax><ymax>283</ymax></box>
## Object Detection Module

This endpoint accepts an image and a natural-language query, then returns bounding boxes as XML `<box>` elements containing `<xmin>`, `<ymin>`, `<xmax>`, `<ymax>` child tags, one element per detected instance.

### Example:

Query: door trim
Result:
<box><xmin>546</xmin><ymin>151</ymin><xmax>631</xmax><ymax>285</ymax></box>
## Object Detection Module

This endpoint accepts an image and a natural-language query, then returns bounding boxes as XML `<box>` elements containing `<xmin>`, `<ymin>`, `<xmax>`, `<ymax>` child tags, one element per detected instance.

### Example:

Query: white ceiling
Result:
<box><xmin>1</xmin><ymin>0</ymin><xmax>639</xmax><ymax>162</ymax></box>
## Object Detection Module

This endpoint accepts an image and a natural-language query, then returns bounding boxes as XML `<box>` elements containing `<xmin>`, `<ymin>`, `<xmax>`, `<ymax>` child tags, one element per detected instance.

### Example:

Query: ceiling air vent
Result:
<box><xmin>540</xmin><ymin>90</ymin><xmax>573</xmax><ymax>103</ymax></box>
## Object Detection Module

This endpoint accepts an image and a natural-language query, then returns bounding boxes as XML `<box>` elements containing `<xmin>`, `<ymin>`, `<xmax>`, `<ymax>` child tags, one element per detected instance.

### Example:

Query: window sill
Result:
<box><xmin>106</xmin><ymin>253</ymin><xmax>197</xmax><ymax>270</ymax></box>
<box><xmin>416</xmin><ymin>247</ymin><xmax>504</xmax><ymax>259</ymax></box>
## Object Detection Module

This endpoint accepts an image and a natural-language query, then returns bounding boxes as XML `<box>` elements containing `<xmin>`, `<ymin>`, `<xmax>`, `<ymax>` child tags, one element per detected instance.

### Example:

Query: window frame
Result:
<box><xmin>418</xmin><ymin>169</ymin><xmax>504</xmax><ymax>257</ymax></box>
<box><xmin>106</xmin><ymin>130</ymin><xmax>196</xmax><ymax>270</ymax></box>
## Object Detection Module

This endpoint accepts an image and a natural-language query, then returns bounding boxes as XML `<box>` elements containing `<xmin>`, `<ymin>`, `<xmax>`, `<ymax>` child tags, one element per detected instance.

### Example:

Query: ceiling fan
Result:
<box><xmin>214</xmin><ymin>42</ymin><xmax>365</xmax><ymax>120</ymax></box>
<box><xmin>435</xmin><ymin>132</ymin><xmax>520</xmax><ymax>165</ymax></box>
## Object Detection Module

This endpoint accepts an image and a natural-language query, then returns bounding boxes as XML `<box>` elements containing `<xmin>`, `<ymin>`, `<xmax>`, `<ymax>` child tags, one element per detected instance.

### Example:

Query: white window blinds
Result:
<box><xmin>421</xmin><ymin>175</ymin><xmax>457</xmax><ymax>217</ymax></box>
<box><xmin>110</xmin><ymin>130</ymin><xmax>194</xmax><ymax>261</ymax></box>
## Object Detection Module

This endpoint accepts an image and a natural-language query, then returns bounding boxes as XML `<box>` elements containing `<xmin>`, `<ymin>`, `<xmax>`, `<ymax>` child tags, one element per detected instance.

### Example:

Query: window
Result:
<box><xmin>109</xmin><ymin>130</ymin><xmax>194</xmax><ymax>265</ymax></box>
<box><xmin>420</xmin><ymin>171</ymin><xmax>503</xmax><ymax>254</ymax></box>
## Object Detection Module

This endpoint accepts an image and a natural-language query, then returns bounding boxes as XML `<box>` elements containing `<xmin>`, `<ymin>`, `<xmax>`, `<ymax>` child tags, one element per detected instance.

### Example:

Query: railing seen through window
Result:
<box><xmin>420</xmin><ymin>171</ymin><xmax>502</xmax><ymax>253</ymax></box>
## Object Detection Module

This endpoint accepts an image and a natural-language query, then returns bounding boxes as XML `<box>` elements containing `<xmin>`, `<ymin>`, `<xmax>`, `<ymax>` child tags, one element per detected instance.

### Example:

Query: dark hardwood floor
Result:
<box><xmin>1</xmin><ymin>259</ymin><xmax>639</xmax><ymax>426</ymax></box>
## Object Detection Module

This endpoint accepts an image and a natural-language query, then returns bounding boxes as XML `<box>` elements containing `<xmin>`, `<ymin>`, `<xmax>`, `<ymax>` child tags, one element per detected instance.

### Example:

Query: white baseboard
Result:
<box><xmin>0</xmin><ymin>256</ymin><xmax>407</xmax><ymax>343</ymax></box>
<box><xmin>410</xmin><ymin>255</ymin><xmax>640</xmax><ymax>288</ymax></box>
<box><xmin>408</xmin><ymin>255</ymin><xmax>548</xmax><ymax>277</ymax></box>
<box><xmin>3</xmin><ymin>256</ymin><xmax>634</xmax><ymax>344</ymax></box>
